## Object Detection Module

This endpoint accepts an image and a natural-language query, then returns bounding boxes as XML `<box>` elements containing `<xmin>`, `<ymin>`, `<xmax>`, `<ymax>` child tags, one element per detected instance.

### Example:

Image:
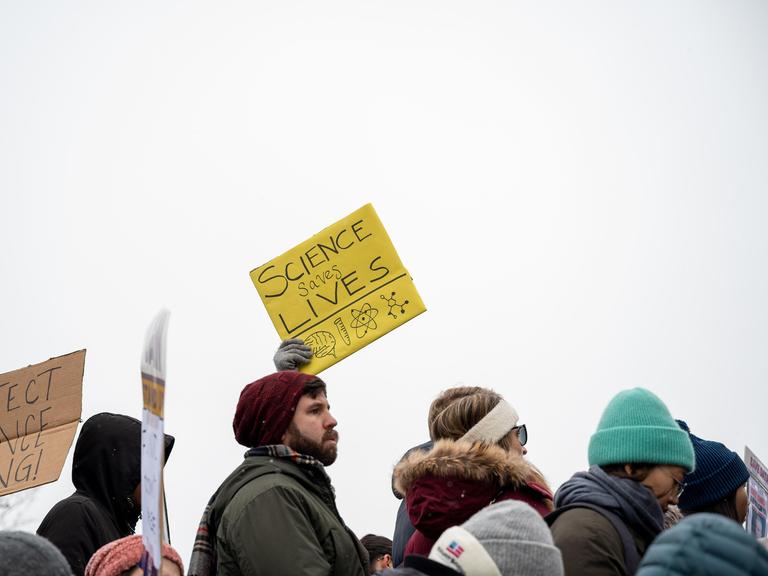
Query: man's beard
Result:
<box><xmin>284</xmin><ymin>425</ymin><xmax>339</xmax><ymax>466</ymax></box>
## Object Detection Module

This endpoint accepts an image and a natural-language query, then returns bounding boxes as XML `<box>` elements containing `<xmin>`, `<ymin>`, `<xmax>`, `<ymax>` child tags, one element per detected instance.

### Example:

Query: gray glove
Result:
<box><xmin>273</xmin><ymin>338</ymin><xmax>313</xmax><ymax>371</ymax></box>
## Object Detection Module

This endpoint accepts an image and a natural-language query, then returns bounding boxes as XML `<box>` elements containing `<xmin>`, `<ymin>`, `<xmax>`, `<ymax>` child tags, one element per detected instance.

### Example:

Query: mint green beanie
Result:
<box><xmin>588</xmin><ymin>388</ymin><xmax>695</xmax><ymax>471</ymax></box>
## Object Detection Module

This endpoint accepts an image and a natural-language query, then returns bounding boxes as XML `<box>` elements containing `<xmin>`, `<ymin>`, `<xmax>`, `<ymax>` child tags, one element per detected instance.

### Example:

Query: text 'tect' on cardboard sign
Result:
<box><xmin>0</xmin><ymin>350</ymin><xmax>85</xmax><ymax>496</ymax></box>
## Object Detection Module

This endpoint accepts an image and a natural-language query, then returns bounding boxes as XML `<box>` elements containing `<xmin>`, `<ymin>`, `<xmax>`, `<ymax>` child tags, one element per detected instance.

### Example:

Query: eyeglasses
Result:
<box><xmin>512</xmin><ymin>424</ymin><xmax>528</xmax><ymax>446</ymax></box>
<box><xmin>660</xmin><ymin>467</ymin><xmax>686</xmax><ymax>498</ymax></box>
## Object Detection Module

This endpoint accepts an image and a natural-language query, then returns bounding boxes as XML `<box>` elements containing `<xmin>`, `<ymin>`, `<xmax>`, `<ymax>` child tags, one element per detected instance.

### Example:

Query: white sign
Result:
<box><xmin>140</xmin><ymin>310</ymin><xmax>170</xmax><ymax>576</ymax></box>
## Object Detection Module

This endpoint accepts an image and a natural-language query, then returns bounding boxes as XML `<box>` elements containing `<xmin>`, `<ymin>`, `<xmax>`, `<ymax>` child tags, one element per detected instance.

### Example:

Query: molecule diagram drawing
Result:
<box><xmin>381</xmin><ymin>291</ymin><xmax>409</xmax><ymax>319</ymax></box>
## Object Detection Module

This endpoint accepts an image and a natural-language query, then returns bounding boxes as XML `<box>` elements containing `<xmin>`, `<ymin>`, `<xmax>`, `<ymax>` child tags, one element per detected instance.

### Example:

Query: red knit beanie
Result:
<box><xmin>85</xmin><ymin>535</ymin><xmax>184</xmax><ymax>576</ymax></box>
<box><xmin>233</xmin><ymin>371</ymin><xmax>323</xmax><ymax>448</ymax></box>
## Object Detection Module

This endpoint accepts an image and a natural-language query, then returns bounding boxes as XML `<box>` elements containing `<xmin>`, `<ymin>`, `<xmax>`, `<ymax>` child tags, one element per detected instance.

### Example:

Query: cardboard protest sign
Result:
<box><xmin>745</xmin><ymin>446</ymin><xmax>768</xmax><ymax>538</ymax></box>
<box><xmin>251</xmin><ymin>204</ymin><xmax>426</xmax><ymax>373</ymax></box>
<box><xmin>0</xmin><ymin>350</ymin><xmax>85</xmax><ymax>496</ymax></box>
<box><xmin>140</xmin><ymin>310</ymin><xmax>170</xmax><ymax>576</ymax></box>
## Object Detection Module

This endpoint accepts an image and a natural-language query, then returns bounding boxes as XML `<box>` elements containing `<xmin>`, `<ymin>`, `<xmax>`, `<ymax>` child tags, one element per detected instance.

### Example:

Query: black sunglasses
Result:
<box><xmin>513</xmin><ymin>424</ymin><xmax>528</xmax><ymax>446</ymax></box>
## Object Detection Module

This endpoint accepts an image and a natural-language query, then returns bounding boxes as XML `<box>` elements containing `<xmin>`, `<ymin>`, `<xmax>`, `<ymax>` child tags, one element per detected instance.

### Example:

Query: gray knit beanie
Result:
<box><xmin>429</xmin><ymin>500</ymin><xmax>564</xmax><ymax>576</ymax></box>
<box><xmin>0</xmin><ymin>530</ymin><xmax>73</xmax><ymax>576</ymax></box>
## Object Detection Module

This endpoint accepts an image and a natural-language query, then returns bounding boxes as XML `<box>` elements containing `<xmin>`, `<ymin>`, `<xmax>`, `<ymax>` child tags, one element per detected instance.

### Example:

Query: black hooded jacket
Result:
<box><xmin>392</xmin><ymin>441</ymin><xmax>433</xmax><ymax>567</ymax></box>
<box><xmin>37</xmin><ymin>413</ymin><xmax>174</xmax><ymax>576</ymax></box>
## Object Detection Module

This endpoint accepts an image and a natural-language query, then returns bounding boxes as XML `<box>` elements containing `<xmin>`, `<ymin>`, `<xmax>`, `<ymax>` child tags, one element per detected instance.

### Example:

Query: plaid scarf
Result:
<box><xmin>188</xmin><ymin>503</ymin><xmax>216</xmax><ymax>576</ymax></box>
<box><xmin>187</xmin><ymin>445</ymin><xmax>330</xmax><ymax>576</ymax></box>
<box><xmin>247</xmin><ymin>444</ymin><xmax>332</xmax><ymax>480</ymax></box>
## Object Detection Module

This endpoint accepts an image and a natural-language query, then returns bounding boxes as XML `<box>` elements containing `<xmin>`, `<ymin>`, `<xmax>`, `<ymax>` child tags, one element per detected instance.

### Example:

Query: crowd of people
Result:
<box><xmin>1</xmin><ymin>337</ymin><xmax>767</xmax><ymax>575</ymax></box>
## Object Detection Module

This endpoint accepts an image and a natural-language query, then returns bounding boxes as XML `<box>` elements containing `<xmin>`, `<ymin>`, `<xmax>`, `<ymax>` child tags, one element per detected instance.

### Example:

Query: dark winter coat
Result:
<box><xmin>393</xmin><ymin>439</ymin><xmax>553</xmax><ymax>557</ymax></box>
<box><xmin>377</xmin><ymin>555</ymin><xmax>460</xmax><ymax>576</ymax></box>
<box><xmin>211</xmin><ymin>448</ymin><xmax>368</xmax><ymax>576</ymax></box>
<box><xmin>392</xmin><ymin>441</ymin><xmax>433</xmax><ymax>567</ymax></box>
<box><xmin>37</xmin><ymin>413</ymin><xmax>174</xmax><ymax>576</ymax></box>
<box><xmin>548</xmin><ymin>466</ymin><xmax>665</xmax><ymax>576</ymax></box>
<box><xmin>636</xmin><ymin>513</ymin><xmax>768</xmax><ymax>576</ymax></box>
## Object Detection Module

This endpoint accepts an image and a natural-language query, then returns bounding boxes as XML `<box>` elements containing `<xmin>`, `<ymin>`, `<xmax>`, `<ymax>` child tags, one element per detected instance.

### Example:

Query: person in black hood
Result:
<box><xmin>37</xmin><ymin>412</ymin><xmax>174</xmax><ymax>576</ymax></box>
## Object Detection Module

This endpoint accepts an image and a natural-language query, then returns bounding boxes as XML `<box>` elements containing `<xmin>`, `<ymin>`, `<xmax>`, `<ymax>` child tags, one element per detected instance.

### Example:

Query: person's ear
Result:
<box><xmin>281</xmin><ymin>424</ymin><xmax>293</xmax><ymax>446</ymax></box>
<box><xmin>384</xmin><ymin>553</ymin><xmax>393</xmax><ymax>568</ymax></box>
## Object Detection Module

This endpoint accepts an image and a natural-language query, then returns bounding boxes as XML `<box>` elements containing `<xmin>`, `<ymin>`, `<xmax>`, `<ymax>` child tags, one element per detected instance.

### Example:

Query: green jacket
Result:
<box><xmin>550</xmin><ymin>507</ymin><xmax>648</xmax><ymax>576</ymax></box>
<box><xmin>211</xmin><ymin>454</ymin><xmax>369</xmax><ymax>576</ymax></box>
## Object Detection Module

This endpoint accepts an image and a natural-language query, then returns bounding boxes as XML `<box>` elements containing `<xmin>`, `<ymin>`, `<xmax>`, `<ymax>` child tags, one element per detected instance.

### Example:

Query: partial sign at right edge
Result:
<box><xmin>745</xmin><ymin>446</ymin><xmax>768</xmax><ymax>538</ymax></box>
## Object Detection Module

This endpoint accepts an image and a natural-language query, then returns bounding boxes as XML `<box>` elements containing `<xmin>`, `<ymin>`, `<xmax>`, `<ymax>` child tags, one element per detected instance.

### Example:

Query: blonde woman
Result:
<box><xmin>394</xmin><ymin>386</ymin><xmax>553</xmax><ymax>557</ymax></box>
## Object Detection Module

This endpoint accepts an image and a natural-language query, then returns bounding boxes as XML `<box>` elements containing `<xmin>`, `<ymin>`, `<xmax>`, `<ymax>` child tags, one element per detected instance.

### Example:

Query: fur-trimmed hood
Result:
<box><xmin>393</xmin><ymin>439</ymin><xmax>553</xmax><ymax>547</ymax></box>
<box><xmin>394</xmin><ymin>439</ymin><xmax>549</xmax><ymax>496</ymax></box>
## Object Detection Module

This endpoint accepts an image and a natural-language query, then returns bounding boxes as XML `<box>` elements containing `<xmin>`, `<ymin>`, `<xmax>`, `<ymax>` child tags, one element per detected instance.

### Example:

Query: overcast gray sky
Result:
<box><xmin>2</xmin><ymin>0</ymin><xmax>767</xmax><ymax>564</ymax></box>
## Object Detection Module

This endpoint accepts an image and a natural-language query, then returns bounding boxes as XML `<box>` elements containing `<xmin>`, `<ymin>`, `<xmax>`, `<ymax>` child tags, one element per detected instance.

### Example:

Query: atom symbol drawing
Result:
<box><xmin>350</xmin><ymin>302</ymin><xmax>379</xmax><ymax>338</ymax></box>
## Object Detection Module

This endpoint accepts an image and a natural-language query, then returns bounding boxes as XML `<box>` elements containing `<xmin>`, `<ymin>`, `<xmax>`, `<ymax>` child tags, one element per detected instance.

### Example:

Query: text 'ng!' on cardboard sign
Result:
<box><xmin>0</xmin><ymin>350</ymin><xmax>85</xmax><ymax>496</ymax></box>
<box><xmin>250</xmin><ymin>204</ymin><xmax>426</xmax><ymax>373</ymax></box>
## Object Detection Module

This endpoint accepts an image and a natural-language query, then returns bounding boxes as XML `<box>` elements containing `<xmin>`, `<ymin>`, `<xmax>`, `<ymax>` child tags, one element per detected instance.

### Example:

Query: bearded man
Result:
<box><xmin>190</xmin><ymin>371</ymin><xmax>368</xmax><ymax>576</ymax></box>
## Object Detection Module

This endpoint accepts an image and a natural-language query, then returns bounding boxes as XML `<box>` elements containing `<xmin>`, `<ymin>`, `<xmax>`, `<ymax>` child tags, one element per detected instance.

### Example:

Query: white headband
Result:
<box><xmin>429</xmin><ymin>525</ymin><xmax>502</xmax><ymax>576</ymax></box>
<box><xmin>459</xmin><ymin>399</ymin><xmax>519</xmax><ymax>444</ymax></box>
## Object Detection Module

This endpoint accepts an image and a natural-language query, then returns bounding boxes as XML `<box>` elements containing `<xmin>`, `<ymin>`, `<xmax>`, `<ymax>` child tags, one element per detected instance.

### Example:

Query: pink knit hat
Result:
<box><xmin>85</xmin><ymin>535</ymin><xmax>184</xmax><ymax>576</ymax></box>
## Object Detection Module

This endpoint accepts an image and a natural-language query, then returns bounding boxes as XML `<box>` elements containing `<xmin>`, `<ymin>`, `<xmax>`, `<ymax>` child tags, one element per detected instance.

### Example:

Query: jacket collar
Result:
<box><xmin>393</xmin><ymin>438</ymin><xmax>549</xmax><ymax>496</ymax></box>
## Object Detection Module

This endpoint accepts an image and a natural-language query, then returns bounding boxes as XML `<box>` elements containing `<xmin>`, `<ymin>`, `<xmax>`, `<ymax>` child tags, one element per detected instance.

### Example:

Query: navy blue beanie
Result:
<box><xmin>676</xmin><ymin>420</ymin><xmax>750</xmax><ymax>511</ymax></box>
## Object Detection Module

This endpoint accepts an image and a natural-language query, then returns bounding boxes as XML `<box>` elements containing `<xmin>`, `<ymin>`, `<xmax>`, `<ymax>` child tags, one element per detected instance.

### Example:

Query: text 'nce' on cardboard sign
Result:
<box><xmin>250</xmin><ymin>204</ymin><xmax>426</xmax><ymax>373</ymax></box>
<box><xmin>0</xmin><ymin>350</ymin><xmax>85</xmax><ymax>496</ymax></box>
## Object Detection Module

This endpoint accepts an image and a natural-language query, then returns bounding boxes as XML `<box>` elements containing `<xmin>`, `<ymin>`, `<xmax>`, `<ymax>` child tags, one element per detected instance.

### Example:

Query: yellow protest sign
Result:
<box><xmin>251</xmin><ymin>204</ymin><xmax>426</xmax><ymax>373</ymax></box>
<box><xmin>0</xmin><ymin>350</ymin><xmax>85</xmax><ymax>496</ymax></box>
